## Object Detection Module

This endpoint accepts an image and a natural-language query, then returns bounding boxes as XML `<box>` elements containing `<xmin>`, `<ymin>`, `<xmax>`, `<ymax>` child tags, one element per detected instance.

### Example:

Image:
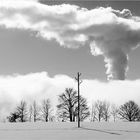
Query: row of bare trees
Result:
<box><xmin>7</xmin><ymin>99</ymin><xmax>53</xmax><ymax>122</ymax></box>
<box><xmin>91</xmin><ymin>100</ymin><xmax>140</xmax><ymax>122</ymax></box>
<box><xmin>57</xmin><ymin>88</ymin><xmax>140</xmax><ymax>122</ymax></box>
<box><xmin>6</xmin><ymin>87</ymin><xmax>140</xmax><ymax>122</ymax></box>
<box><xmin>91</xmin><ymin>101</ymin><xmax>118</xmax><ymax>122</ymax></box>
<box><xmin>58</xmin><ymin>88</ymin><xmax>140</xmax><ymax>122</ymax></box>
<box><xmin>7</xmin><ymin>87</ymin><xmax>90</xmax><ymax>123</ymax></box>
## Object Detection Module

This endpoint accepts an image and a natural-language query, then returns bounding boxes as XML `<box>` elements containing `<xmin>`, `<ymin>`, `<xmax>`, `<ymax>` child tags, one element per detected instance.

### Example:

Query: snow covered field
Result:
<box><xmin>0</xmin><ymin>122</ymin><xmax>140</xmax><ymax>140</ymax></box>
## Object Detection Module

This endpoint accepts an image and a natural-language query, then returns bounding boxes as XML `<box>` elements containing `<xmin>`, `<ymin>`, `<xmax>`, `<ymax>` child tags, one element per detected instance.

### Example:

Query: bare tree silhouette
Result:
<box><xmin>57</xmin><ymin>88</ymin><xmax>90</xmax><ymax>122</ymax></box>
<box><xmin>57</xmin><ymin>88</ymin><xmax>77</xmax><ymax>122</ymax></box>
<box><xmin>74</xmin><ymin>96</ymin><xmax>90</xmax><ymax>121</ymax></box>
<box><xmin>119</xmin><ymin>100</ymin><xmax>140</xmax><ymax>121</ymax></box>
<box><xmin>31</xmin><ymin>101</ymin><xmax>40</xmax><ymax>122</ymax></box>
<box><xmin>94</xmin><ymin>100</ymin><xmax>104</xmax><ymax>122</ymax></box>
<box><xmin>102</xmin><ymin>101</ymin><xmax>110</xmax><ymax>122</ymax></box>
<box><xmin>90</xmin><ymin>102</ymin><xmax>97</xmax><ymax>122</ymax></box>
<box><xmin>111</xmin><ymin>104</ymin><xmax>119</xmax><ymax>122</ymax></box>
<box><xmin>7</xmin><ymin>112</ymin><xmax>19</xmax><ymax>122</ymax></box>
<box><xmin>41</xmin><ymin>99</ymin><xmax>53</xmax><ymax>122</ymax></box>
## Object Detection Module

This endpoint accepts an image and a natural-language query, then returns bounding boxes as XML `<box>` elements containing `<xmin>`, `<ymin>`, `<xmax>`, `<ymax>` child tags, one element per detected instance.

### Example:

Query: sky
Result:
<box><xmin>0</xmin><ymin>0</ymin><xmax>140</xmax><ymax>80</ymax></box>
<box><xmin>0</xmin><ymin>0</ymin><xmax>140</xmax><ymax>120</ymax></box>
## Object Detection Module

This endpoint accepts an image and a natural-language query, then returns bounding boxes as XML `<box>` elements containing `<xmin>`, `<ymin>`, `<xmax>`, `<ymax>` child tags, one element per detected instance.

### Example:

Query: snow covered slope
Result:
<box><xmin>0</xmin><ymin>122</ymin><xmax>139</xmax><ymax>140</ymax></box>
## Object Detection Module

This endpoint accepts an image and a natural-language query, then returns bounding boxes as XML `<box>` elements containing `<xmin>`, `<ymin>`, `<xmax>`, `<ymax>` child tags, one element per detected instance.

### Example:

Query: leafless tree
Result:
<box><xmin>7</xmin><ymin>112</ymin><xmax>19</xmax><ymax>122</ymax></box>
<box><xmin>57</xmin><ymin>88</ymin><xmax>90</xmax><ymax>122</ymax></box>
<box><xmin>57</xmin><ymin>88</ymin><xmax>77</xmax><ymax>122</ymax></box>
<box><xmin>94</xmin><ymin>100</ymin><xmax>104</xmax><ymax>122</ymax></box>
<box><xmin>74</xmin><ymin>96</ymin><xmax>90</xmax><ymax>121</ymax></box>
<box><xmin>41</xmin><ymin>99</ymin><xmax>52</xmax><ymax>122</ymax></box>
<box><xmin>56</xmin><ymin>110</ymin><xmax>68</xmax><ymax>122</ymax></box>
<box><xmin>90</xmin><ymin>103</ymin><xmax>97</xmax><ymax>122</ymax></box>
<box><xmin>7</xmin><ymin>100</ymin><xmax>28</xmax><ymax>122</ymax></box>
<box><xmin>111</xmin><ymin>104</ymin><xmax>119</xmax><ymax>122</ymax></box>
<box><xmin>102</xmin><ymin>101</ymin><xmax>110</xmax><ymax>122</ymax></box>
<box><xmin>16</xmin><ymin>100</ymin><xmax>28</xmax><ymax>122</ymax></box>
<box><xmin>28</xmin><ymin>105</ymin><xmax>33</xmax><ymax>122</ymax></box>
<box><xmin>119</xmin><ymin>100</ymin><xmax>140</xmax><ymax>121</ymax></box>
<box><xmin>31</xmin><ymin>101</ymin><xmax>40</xmax><ymax>122</ymax></box>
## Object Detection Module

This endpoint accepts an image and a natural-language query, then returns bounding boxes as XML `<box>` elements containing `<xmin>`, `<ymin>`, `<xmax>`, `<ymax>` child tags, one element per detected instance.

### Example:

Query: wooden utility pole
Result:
<box><xmin>75</xmin><ymin>72</ymin><xmax>82</xmax><ymax>128</ymax></box>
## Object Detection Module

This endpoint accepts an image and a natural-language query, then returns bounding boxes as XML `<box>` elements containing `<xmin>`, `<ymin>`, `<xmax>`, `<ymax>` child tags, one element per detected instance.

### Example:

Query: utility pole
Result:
<box><xmin>75</xmin><ymin>72</ymin><xmax>82</xmax><ymax>128</ymax></box>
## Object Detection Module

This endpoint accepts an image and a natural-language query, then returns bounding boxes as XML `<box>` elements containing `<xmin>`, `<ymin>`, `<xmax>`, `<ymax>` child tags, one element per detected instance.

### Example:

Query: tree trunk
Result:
<box><xmin>45</xmin><ymin>116</ymin><xmax>48</xmax><ymax>122</ymax></box>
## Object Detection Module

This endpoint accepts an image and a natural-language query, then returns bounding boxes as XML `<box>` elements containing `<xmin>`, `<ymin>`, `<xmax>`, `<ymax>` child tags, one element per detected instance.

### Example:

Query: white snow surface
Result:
<box><xmin>0</xmin><ymin>122</ymin><xmax>139</xmax><ymax>140</ymax></box>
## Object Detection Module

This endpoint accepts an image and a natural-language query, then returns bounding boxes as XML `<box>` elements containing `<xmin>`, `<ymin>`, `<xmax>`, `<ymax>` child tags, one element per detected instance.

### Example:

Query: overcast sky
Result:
<box><xmin>0</xmin><ymin>0</ymin><xmax>140</xmax><ymax>120</ymax></box>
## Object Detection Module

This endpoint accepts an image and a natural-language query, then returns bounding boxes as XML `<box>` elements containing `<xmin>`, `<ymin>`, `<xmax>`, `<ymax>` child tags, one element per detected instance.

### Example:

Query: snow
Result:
<box><xmin>0</xmin><ymin>122</ymin><xmax>139</xmax><ymax>140</ymax></box>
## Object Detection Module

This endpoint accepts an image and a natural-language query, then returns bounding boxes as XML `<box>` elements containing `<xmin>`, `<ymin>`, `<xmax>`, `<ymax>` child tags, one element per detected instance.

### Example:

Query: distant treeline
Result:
<box><xmin>6</xmin><ymin>88</ymin><xmax>140</xmax><ymax>122</ymax></box>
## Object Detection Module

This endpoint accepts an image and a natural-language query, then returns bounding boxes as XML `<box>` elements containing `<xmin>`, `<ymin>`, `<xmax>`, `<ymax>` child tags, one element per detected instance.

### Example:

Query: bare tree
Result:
<box><xmin>28</xmin><ymin>105</ymin><xmax>33</xmax><ymax>122</ymax></box>
<box><xmin>102</xmin><ymin>101</ymin><xmax>110</xmax><ymax>122</ymax></box>
<box><xmin>31</xmin><ymin>101</ymin><xmax>40</xmax><ymax>122</ymax></box>
<box><xmin>111</xmin><ymin>104</ymin><xmax>119</xmax><ymax>122</ymax></box>
<box><xmin>56</xmin><ymin>110</ymin><xmax>68</xmax><ymax>122</ymax></box>
<box><xmin>16</xmin><ymin>100</ymin><xmax>28</xmax><ymax>122</ymax></box>
<box><xmin>74</xmin><ymin>96</ymin><xmax>90</xmax><ymax>121</ymax></box>
<box><xmin>7</xmin><ymin>112</ymin><xmax>19</xmax><ymax>122</ymax></box>
<box><xmin>57</xmin><ymin>88</ymin><xmax>77</xmax><ymax>122</ymax></box>
<box><xmin>57</xmin><ymin>88</ymin><xmax>90</xmax><ymax>122</ymax></box>
<box><xmin>90</xmin><ymin>103</ymin><xmax>97</xmax><ymax>122</ymax></box>
<box><xmin>80</xmin><ymin>96</ymin><xmax>90</xmax><ymax>121</ymax></box>
<box><xmin>41</xmin><ymin>99</ymin><xmax>52</xmax><ymax>122</ymax></box>
<box><xmin>119</xmin><ymin>100</ymin><xmax>140</xmax><ymax>121</ymax></box>
<box><xmin>94</xmin><ymin>100</ymin><xmax>104</xmax><ymax>122</ymax></box>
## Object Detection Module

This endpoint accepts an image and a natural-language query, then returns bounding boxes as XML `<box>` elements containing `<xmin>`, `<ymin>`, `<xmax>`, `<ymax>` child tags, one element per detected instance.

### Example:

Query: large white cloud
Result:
<box><xmin>0</xmin><ymin>72</ymin><xmax>75</xmax><ymax>120</ymax></box>
<box><xmin>0</xmin><ymin>72</ymin><xmax>140</xmax><ymax>120</ymax></box>
<box><xmin>0</xmin><ymin>1</ymin><xmax>140</xmax><ymax>80</ymax></box>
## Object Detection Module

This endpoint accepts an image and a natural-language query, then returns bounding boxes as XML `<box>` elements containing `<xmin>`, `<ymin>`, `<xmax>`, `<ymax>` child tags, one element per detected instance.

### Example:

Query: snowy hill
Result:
<box><xmin>0</xmin><ymin>122</ymin><xmax>139</xmax><ymax>140</ymax></box>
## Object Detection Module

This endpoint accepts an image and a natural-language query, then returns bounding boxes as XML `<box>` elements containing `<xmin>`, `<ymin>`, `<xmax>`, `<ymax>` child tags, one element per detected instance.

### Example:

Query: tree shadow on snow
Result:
<box><xmin>80</xmin><ymin>127</ymin><xmax>121</xmax><ymax>135</ymax></box>
<box><xmin>104</xmin><ymin>129</ymin><xmax>140</xmax><ymax>134</ymax></box>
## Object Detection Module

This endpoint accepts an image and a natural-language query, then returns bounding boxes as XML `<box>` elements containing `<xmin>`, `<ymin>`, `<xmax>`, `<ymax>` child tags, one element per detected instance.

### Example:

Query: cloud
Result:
<box><xmin>0</xmin><ymin>72</ymin><xmax>75</xmax><ymax>119</ymax></box>
<box><xmin>0</xmin><ymin>72</ymin><xmax>140</xmax><ymax>120</ymax></box>
<box><xmin>0</xmin><ymin>1</ymin><xmax>140</xmax><ymax>80</ymax></box>
<box><xmin>82</xmin><ymin>79</ymin><xmax>140</xmax><ymax>106</ymax></box>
